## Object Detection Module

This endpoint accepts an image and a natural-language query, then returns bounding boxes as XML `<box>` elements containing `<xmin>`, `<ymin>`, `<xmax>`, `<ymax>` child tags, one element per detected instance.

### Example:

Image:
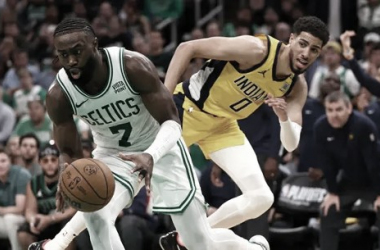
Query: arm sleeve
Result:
<box><xmin>359</xmin><ymin>119</ymin><xmax>380</xmax><ymax>194</ymax></box>
<box><xmin>0</xmin><ymin>108</ymin><xmax>16</xmax><ymax>141</ymax></box>
<box><xmin>314</xmin><ymin>121</ymin><xmax>339</xmax><ymax>194</ymax></box>
<box><xmin>266</xmin><ymin>106</ymin><xmax>281</xmax><ymax>159</ymax></box>
<box><xmin>347</xmin><ymin>59</ymin><xmax>380</xmax><ymax>97</ymax></box>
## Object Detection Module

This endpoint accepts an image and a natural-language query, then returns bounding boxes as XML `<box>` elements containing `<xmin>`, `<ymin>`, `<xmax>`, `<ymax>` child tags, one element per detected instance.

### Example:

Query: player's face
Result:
<box><xmin>288</xmin><ymin>32</ymin><xmax>323</xmax><ymax>74</ymax></box>
<box><xmin>40</xmin><ymin>155</ymin><xmax>59</xmax><ymax>178</ymax></box>
<box><xmin>325</xmin><ymin>100</ymin><xmax>352</xmax><ymax>128</ymax></box>
<box><xmin>0</xmin><ymin>153</ymin><xmax>10</xmax><ymax>178</ymax></box>
<box><xmin>54</xmin><ymin>32</ymin><xmax>98</xmax><ymax>86</ymax></box>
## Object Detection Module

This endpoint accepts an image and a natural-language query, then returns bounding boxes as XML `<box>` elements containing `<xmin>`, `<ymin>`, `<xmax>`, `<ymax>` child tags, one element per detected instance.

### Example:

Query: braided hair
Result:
<box><xmin>54</xmin><ymin>17</ymin><xmax>95</xmax><ymax>38</ymax></box>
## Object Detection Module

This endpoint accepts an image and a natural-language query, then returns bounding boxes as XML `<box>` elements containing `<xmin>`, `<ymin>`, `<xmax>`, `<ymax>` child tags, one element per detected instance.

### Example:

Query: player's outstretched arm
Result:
<box><xmin>164</xmin><ymin>35</ymin><xmax>267</xmax><ymax>93</ymax></box>
<box><xmin>46</xmin><ymin>82</ymin><xmax>84</xmax><ymax>165</ymax></box>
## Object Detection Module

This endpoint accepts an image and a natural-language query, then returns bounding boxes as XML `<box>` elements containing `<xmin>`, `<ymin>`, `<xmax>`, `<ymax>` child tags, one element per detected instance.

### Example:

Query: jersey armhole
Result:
<box><xmin>284</xmin><ymin>75</ymin><xmax>298</xmax><ymax>97</ymax></box>
<box><xmin>119</xmin><ymin>48</ymin><xmax>140</xmax><ymax>96</ymax></box>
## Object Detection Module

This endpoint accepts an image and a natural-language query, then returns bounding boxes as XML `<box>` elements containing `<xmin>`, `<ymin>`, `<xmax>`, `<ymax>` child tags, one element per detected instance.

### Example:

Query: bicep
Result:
<box><xmin>185</xmin><ymin>36</ymin><xmax>265</xmax><ymax>63</ymax></box>
<box><xmin>286</xmin><ymin>76</ymin><xmax>308</xmax><ymax>125</ymax></box>
<box><xmin>25</xmin><ymin>182</ymin><xmax>37</xmax><ymax>213</ymax></box>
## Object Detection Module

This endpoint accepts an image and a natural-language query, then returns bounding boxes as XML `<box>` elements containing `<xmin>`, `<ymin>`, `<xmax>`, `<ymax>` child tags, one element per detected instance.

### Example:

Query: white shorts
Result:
<box><xmin>92</xmin><ymin>138</ymin><xmax>204</xmax><ymax>214</ymax></box>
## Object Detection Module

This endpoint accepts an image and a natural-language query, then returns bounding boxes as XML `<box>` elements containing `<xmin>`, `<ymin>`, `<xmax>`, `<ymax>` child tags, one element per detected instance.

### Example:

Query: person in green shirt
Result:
<box><xmin>0</xmin><ymin>147</ymin><xmax>31</xmax><ymax>250</ymax></box>
<box><xmin>13</xmin><ymin>98</ymin><xmax>52</xmax><ymax>147</ymax></box>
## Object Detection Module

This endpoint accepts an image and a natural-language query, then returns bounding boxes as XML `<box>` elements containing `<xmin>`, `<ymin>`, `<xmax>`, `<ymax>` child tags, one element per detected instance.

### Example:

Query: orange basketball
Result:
<box><xmin>60</xmin><ymin>158</ymin><xmax>115</xmax><ymax>212</ymax></box>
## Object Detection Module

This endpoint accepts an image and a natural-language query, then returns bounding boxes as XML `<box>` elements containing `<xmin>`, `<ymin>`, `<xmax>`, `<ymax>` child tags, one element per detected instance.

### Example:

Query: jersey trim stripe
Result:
<box><xmin>183</xmin><ymin>60</ymin><xmax>227</xmax><ymax>112</ymax></box>
<box><xmin>152</xmin><ymin>139</ymin><xmax>196</xmax><ymax>214</ymax></box>
<box><xmin>284</xmin><ymin>75</ymin><xmax>298</xmax><ymax>97</ymax></box>
<box><xmin>119</xmin><ymin>48</ymin><xmax>139</xmax><ymax>96</ymax></box>
<box><xmin>112</xmin><ymin>172</ymin><xmax>134</xmax><ymax>198</ymax></box>
<box><xmin>229</xmin><ymin>35</ymin><xmax>271</xmax><ymax>73</ymax></box>
<box><xmin>272</xmin><ymin>41</ymin><xmax>287</xmax><ymax>82</ymax></box>
<box><xmin>56</xmin><ymin>74</ymin><xmax>77</xmax><ymax>115</ymax></box>
<box><xmin>72</xmin><ymin>49</ymin><xmax>114</xmax><ymax>99</ymax></box>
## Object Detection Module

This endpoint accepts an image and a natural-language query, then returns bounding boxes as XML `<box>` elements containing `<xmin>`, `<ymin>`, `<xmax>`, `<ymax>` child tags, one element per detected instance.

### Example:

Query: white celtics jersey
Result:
<box><xmin>56</xmin><ymin>47</ymin><xmax>159</xmax><ymax>152</ymax></box>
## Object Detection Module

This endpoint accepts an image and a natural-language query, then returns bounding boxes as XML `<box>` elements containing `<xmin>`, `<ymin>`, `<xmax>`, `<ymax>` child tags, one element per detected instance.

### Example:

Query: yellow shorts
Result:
<box><xmin>174</xmin><ymin>84</ymin><xmax>245</xmax><ymax>158</ymax></box>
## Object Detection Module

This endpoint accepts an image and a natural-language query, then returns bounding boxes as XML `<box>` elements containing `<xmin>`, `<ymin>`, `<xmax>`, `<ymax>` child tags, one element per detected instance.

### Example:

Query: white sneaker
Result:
<box><xmin>249</xmin><ymin>235</ymin><xmax>270</xmax><ymax>250</ymax></box>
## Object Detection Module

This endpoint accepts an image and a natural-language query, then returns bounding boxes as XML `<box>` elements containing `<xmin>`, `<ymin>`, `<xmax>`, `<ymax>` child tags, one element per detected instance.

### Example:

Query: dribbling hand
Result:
<box><xmin>119</xmin><ymin>153</ymin><xmax>153</xmax><ymax>195</ymax></box>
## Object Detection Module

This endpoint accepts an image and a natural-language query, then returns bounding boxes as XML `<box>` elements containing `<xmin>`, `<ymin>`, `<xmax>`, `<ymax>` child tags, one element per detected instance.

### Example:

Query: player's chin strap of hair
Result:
<box><xmin>144</xmin><ymin>120</ymin><xmax>182</xmax><ymax>164</ymax></box>
<box><xmin>279</xmin><ymin>118</ymin><xmax>302</xmax><ymax>152</ymax></box>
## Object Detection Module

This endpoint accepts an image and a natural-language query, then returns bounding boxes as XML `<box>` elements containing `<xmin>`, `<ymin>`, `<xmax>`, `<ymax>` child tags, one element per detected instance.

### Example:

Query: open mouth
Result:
<box><xmin>69</xmin><ymin>68</ymin><xmax>82</xmax><ymax>80</ymax></box>
<box><xmin>296</xmin><ymin>59</ymin><xmax>308</xmax><ymax>69</ymax></box>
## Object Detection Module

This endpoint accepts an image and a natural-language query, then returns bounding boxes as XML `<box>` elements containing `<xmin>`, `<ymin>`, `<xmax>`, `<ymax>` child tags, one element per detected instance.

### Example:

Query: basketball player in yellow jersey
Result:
<box><xmin>159</xmin><ymin>16</ymin><xmax>329</xmax><ymax>249</ymax></box>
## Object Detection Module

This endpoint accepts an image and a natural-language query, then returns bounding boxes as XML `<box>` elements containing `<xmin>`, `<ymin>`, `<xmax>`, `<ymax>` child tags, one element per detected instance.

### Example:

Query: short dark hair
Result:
<box><xmin>19</xmin><ymin>133</ymin><xmax>41</xmax><ymax>150</ymax></box>
<box><xmin>371</xmin><ymin>42</ymin><xmax>380</xmax><ymax>53</ymax></box>
<box><xmin>54</xmin><ymin>17</ymin><xmax>95</xmax><ymax>38</ymax></box>
<box><xmin>324</xmin><ymin>91</ymin><xmax>351</xmax><ymax>107</ymax></box>
<box><xmin>293</xmin><ymin>16</ymin><xmax>329</xmax><ymax>46</ymax></box>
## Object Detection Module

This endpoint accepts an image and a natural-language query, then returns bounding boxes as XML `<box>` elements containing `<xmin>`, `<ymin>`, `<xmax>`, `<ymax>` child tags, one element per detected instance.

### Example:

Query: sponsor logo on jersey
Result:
<box><xmin>112</xmin><ymin>81</ymin><xmax>127</xmax><ymax>94</ymax></box>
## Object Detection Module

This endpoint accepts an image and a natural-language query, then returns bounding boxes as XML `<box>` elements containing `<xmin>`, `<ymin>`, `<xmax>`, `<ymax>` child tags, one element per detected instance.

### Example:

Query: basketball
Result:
<box><xmin>60</xmin><ymin>158</ymin><xmax>115</xmax><ymax>212</ymax></box>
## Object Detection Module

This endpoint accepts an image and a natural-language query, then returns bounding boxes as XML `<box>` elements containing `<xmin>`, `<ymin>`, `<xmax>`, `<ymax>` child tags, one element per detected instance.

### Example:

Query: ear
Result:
<box><xmin>289</xmin><ymin>33</ymin><xmax>295</xmax><ymax>44</ymax></box>
<box><xmin>93</xmin><ymin>37</ymin><xmax>98</xmax><ymax>50</ymax></box>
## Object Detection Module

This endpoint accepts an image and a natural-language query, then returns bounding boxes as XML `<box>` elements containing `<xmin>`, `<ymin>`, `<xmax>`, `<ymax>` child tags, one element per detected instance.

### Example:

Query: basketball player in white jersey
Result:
<box><xmin>28</xmin><ymin>18</ymin><xmax>269</xmax><ymax>250</ymax></box>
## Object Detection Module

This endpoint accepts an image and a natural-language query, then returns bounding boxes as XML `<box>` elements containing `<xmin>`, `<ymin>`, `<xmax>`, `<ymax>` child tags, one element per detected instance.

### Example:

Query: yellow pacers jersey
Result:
<box><xmin>181</xmin><ymin>35</ymin><xmax>297</xmax><ymax>120</ymax></box>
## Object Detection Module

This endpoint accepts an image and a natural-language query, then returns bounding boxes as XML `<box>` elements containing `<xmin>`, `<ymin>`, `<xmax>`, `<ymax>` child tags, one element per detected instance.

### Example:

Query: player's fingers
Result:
<box><xmin>145</xmin><ymin>173</ymin><xmax>151</xmax><ymax>194</ymax></box>
<box><xmin>132</xmin><ymin>165</ymin><xmax>142</xmax><ymax>174</ymax></box>
<box><xmin>119</xmin><ymin>153</ymin><xmax>134</xmax><ymax>161</ymax></box>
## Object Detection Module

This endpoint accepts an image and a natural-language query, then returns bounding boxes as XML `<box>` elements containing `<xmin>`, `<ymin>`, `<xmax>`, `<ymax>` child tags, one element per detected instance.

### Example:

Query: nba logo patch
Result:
<box><xmin>280</xmin><ymin>83</ymin><xmax>290</xmax><ymax>92</ymax></box>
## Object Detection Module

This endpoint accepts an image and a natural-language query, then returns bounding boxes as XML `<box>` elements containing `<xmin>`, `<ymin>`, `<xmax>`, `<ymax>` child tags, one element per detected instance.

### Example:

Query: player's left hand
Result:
<box><xmin>35</xmin><ymin>214</ymin><xmax>52</xmax><ymax>232</ymax></box>
<box><xmin>265</xmin><ymin>95</ymin><xmax>288</xmax><ymax>121</ymax></box>
<box><xmin>119</xmin><ymin>153</ymin><xmax>153</xmax><ymax>194</ymax></box>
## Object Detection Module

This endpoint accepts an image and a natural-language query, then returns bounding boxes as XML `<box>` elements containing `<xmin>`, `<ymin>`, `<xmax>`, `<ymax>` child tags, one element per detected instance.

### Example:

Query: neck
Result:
<box><xmin>44</xmin><ymin>174</ymin><xmax>59</xmax><ymax>184</ymax></box>
<box><xmin>0</xmin><ymin>174</ymin><xmax>8</xmax><ymax>183</ymax></box>
<box><xmin>150</xmin><ymin>47</ymin><xmax>163</xmax><ymax>56</ymax></box>
<box><xmin>32</xmin><ymin>118</ymin><xmax>44</xmax><ymax>127</ymax></box>
<box><xmin>276</xmin><ymin>45</ymin><xmax>293</xmax><ymax>78</ymax></box>
<box><xmin>24</xmin><ymin>158</ymin><xmax>36</xmax><ymax>168</ymax></box>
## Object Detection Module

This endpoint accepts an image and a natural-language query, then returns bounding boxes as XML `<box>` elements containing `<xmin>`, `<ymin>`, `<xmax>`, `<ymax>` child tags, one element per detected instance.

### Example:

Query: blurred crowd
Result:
<box><xmin>1</xmin><ymin>0</ymin><xmax>380</xmax><ymax>250</ymax></box>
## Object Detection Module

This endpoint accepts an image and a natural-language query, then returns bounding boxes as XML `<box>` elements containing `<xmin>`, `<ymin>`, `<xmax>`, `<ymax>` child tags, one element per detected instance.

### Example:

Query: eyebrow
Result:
<box><xmin>57</xmin><ymin>43</ymin><xmax>84</xmax><ymax>52</ymax></box>
<box><xmin>300</xmin><ymin>39</ymin><xmax>322</xmax><ymax>49</ymax></box>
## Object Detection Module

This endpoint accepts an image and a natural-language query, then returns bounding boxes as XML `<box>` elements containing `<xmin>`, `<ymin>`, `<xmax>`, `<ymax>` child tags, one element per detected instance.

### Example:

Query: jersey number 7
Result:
<box><xmin>109</xmin><ymin>123</ymin><xmax>132</xmax><ymax>147</ymax></box>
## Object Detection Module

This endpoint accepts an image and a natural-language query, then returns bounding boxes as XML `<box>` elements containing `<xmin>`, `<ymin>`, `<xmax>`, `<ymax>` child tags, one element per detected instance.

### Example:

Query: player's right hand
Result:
<box><xmin>56</xmin><ymin>163</ymin><xmax>69</xmax><ymax>213</ymax></box>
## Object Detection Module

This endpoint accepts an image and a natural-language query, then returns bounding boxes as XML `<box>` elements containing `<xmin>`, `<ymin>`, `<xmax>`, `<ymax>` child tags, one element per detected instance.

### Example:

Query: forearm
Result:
<box><xmin>145</xmin><ymin>120</ymin><xmax>182</xmax><ymax>164</ymax></box>
<box><xmin>1</xmin><ymin>206</ymin><xmax>24</xmax><ymax>215</ymax></box>
<box><xmin>164</xmin><ymin>43</ymin><xmax>194</xmax><ymax>93</ymax></box>
<box><xmin>50</xmin><ymin>207</ymin><xmax>76</xmax><ymax>223</ymax></box>
<box><xmin>279</xmin><ymin>119</ymin><xmax>302</xmax><ymax>152</ymax></box>
<box><xmin>347</xmin><ymin>59</ymin><xmax>380</xmax><ymax>97</ymax></box>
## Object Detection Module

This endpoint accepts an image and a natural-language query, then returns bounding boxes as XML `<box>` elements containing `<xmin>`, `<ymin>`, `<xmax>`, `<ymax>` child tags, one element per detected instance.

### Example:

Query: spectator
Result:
<box><xmin>98</xmin><ymin>16</ymin><xmax>133</xmax><ymax>50</ymax></box>
<box><xmin>18</xmin><ymin>133</ymin><xmax>41</xmax><ymax>176</ymax></box>
<box><xmin>119</xmin><ymin>0</ymin><xmax>150</xmax><ymax>37</ymax></box>
<box><xmin>223</xmin><ymin>7</ymin><xmax>256</xmax><ymax>37</ymax></box>
<box><xmin>148</xmin><ymin>29</ymin><xmax>173</xmax><ymax>78</ymax></box>
<box><xmin>5</xmin><ymin>136</ymin><xmax>22</xmax><ymax>166</ymax></box>
<box><xmin>0</xmin><ymin>86</ymin><xmax>16</xmax><ymax>146</ymax></box>
<box><xmin>35</xmin><ymin>50</ymin><xmax>61</xmax><ymax>91</ymax></box>
<box><xmin>132</xmin><ymin>34</ymin><xmax>150</xmax><ymax>56</ymax></box>
<box><xmin>17</xmin><ymin>144</ymin><xmax>76</xmax><ymax>250</ymax></box>
<box><xmin>0</xmin><ymin>36</ymin><xmax>16</xmax><ymax>80</ymax></box>
<box><xmin>12</xmin><ymin>67</ymin><xmax>46</xmax><ymax>120</ymax></box>
<box><xmin>2</xmin><ymin>49</ymin><xmax>40</xmax><ymax>96</ymax></box>
<box><xmin>205</xmin><ymin>20</ymin><xmax>221</xmax><ymax>37</ymax></box>
<box><xmin>314</xmin><ymin>91</ymin><xmax>380</xmax><ymax>250</ymax></box>
<box><xmin>0</xmin><ymin>147</ymin><xmax>31</xmax><ymax>250</ymax></box>
<box><xmin>309</xmin><ymin>41</ymin><xmax>360</xmax><ymax>99</ymax></box>
<box><xmin>92</xmin><ymin>1</ymin><xmax>118</xmax><ymax>38</ymax></box>
<box><xmin>359</xmin><ymin>32</ymin><xmax>380</xmax><ymax>71</ymax></box>
<box><xmin>144</xmin><ymin>0</ymin><xmax>183</xmax><ymax>21</ymax></box>
<box><xmin>13</xmin><ymin>98</ymin><xmax>52</xmax><ymax>147</ymax></box>
<box><xmin>273</xmin><ymin>22</ymin><xmax>291</xmax><ymax>43</ymax></box>
<box><xmin>298</xmin><ymin>72</ymin><xmax>341</xmax><ymax>174</ymax></box>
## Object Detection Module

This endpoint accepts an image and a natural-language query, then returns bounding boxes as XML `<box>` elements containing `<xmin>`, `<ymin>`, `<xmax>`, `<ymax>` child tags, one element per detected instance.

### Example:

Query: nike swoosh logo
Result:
<box><xmin>75</xmin><ymin>99</ymin><xmax>89</xmax><ymax>108</ymax></box>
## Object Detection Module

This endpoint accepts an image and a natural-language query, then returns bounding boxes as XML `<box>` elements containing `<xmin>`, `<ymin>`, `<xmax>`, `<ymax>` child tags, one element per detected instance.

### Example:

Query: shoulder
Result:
<box><xmin>10</xmin><ymin>165</ymin><xmax>31</xmax><ymax>179</ymax></box>
<box><xmin>314</xmin><ymin>115</ymin><xmax>328</xmax><ymax>130</ymax></box>
<box><xmin>353</xmin><ymin>111</ymin><xmax>376</xmax><ymax>130</ymax></box>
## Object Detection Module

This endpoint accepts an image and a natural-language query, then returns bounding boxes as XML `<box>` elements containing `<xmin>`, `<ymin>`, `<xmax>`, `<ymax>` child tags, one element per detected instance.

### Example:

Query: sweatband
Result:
<box><xmin>279</xmin><ymin>118</ymin><xmax>302</xmax><ymax>152</ymax></box>
<box><xmin>144</xmin><ymin>120</ymin><xmax>182</xmax><ymax>164</ymax></box>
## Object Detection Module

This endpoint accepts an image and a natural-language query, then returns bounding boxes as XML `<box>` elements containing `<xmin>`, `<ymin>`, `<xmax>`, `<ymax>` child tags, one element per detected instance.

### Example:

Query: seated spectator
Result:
<box><xmin>0</xmin><ymin>147</ymin><xmax>31</xmax><ymax>250</ymax></box>
<box><xmin>17</xmin><ymin>144</ymin><xmax>76</xmax><ymax>250</ymax></box>
<box><xmin>117</xmin><ymin>187</ymin><xmax>157</xmax><ymax>250</ymax></box>
<box><xmin>0</xmin><ymin>87</ymin><xmax>16</xmax><ymax>146</ymax></box>
<box><xmin>119</xmin><ymin>0</ymin><xmax>150</xmax><ymax>37</ymax></box>
<box><xmin>5</xmin><ymin>136</ymin><xmax>22</xmax><ymax>166</ymax></box>
<box><xmin>18</xmin><ymin>133</ymin><xmax>41</xmax><ymax>176</ymax></box>
<box><xmin>12</xmin><ymin>68</ymin><xmax>46</xmax><ymax>120</ymax></box>
<box><xmin>309</xmin><ymin>41</ymin><xmax>360</xmax><ymax>99</ymax></box>
<box><xmin>148</xmin><ymin>29</ymin><xmax>173</xmax><ymax>79</ymax></box>
<box><xmin>13</xmin><ymin>97</ymin><xmax>52</xmax><ymax>147</ymax></box>
<box><xmin>298</xmin><ymin>72</ymin><xmax>340</xmax><ymax>174</ymax></box>
<box><xmin>2</xmin><ymin>49</ymin><xmax>40</xmax><ymax>96</ymax></box>
<box><xmin>98</xmin><ymin>16</ymin><xmax>133</xmax><ymax>50</ymax></box>
<box><xmin>314</xmin><ymin>91</ymin><xmax>380</xmax><ymax>250</ymax></box>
